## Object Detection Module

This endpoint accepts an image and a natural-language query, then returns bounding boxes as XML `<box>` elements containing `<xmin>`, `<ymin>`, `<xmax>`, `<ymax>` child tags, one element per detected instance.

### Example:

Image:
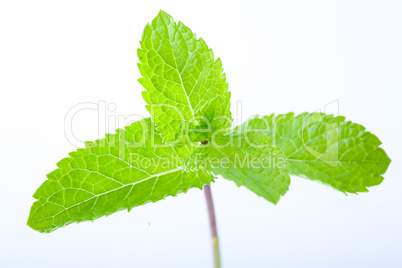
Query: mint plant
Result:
<box><xmin>27</xmin><ymin>10</ymin><xmax>391</xmax><ymax>268</ymax></box>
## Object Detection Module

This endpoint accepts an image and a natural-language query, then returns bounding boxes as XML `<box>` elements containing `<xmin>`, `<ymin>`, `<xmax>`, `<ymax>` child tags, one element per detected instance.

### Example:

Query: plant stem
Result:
<box><xmin>203</xmin><ymin>184</ymin><xmax>221</xmax><ymax>268</ymax></box>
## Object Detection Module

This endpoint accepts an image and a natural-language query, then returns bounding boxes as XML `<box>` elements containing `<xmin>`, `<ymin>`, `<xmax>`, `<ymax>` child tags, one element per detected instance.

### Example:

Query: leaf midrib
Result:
<box><xmin>30</xmin><ymin>167</ymin><xmax>184</xmax><ymax>225</ymax></box>
<box><xmin>159</xmin><ymin>16</ymin><xmax>196</xmax><ymax>121</ymax></box>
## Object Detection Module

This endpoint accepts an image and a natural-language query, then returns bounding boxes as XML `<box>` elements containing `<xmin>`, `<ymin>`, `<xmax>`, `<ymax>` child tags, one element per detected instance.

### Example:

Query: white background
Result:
<box><xmin>1</xmin><ymin>1</ymin><xmax>401</xmax><ymax>267</ymax></box>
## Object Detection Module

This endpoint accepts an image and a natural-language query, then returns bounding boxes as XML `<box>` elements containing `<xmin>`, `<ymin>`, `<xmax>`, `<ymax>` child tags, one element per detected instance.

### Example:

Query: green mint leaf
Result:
<box><xmin>138</xmin><ymin>10</ymin><xmax>232</xmax><ymax>142</ymax></box>
<box><xmin>197</xmin><ymin>132</ymin><xmax>291</xmax><ymax>204</ymax></box>
<box><xmin>239</xmin><ymin>113</ymin><xmax>391</xmax><ymax>194</ymax></box>
<box><xmin>27</xmin><ymin>118</ymin><xmax>214</xmax><ymax>233</ymax></box>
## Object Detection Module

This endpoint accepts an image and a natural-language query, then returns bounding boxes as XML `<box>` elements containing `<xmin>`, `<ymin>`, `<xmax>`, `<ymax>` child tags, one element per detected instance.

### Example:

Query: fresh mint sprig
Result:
<box><xmin>27</xmin><ymin>10</ymin><xmax>391</xmax><ymax>268</ymax></box>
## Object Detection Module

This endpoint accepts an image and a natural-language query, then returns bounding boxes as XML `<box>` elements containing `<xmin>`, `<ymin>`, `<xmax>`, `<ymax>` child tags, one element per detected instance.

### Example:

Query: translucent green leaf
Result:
<box><xmin>27</xmin><ymin>118</ymin><xmax>214</xmax><ymax>233</ymax></box>
<box><xmin>238</xmin><ymin>113</ymin><xmax>391</xmax><ymax>194</ymax></box>
<box><xmin>196</xmin><ymin>132</ymin><xmax>291</xmax><ymax>204</ymax></box>
<box><xmin>138</xmin><ymin>10</ymin><xmax>232</xmax><ymax>142</ymax></box>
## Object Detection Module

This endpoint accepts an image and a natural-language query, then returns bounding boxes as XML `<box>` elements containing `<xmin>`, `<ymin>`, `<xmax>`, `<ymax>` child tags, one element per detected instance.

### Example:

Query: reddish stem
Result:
<box><xmin>203</xmin><ymin>184</ymin><xmax>221</xmax><ymax>268</ymax></box>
